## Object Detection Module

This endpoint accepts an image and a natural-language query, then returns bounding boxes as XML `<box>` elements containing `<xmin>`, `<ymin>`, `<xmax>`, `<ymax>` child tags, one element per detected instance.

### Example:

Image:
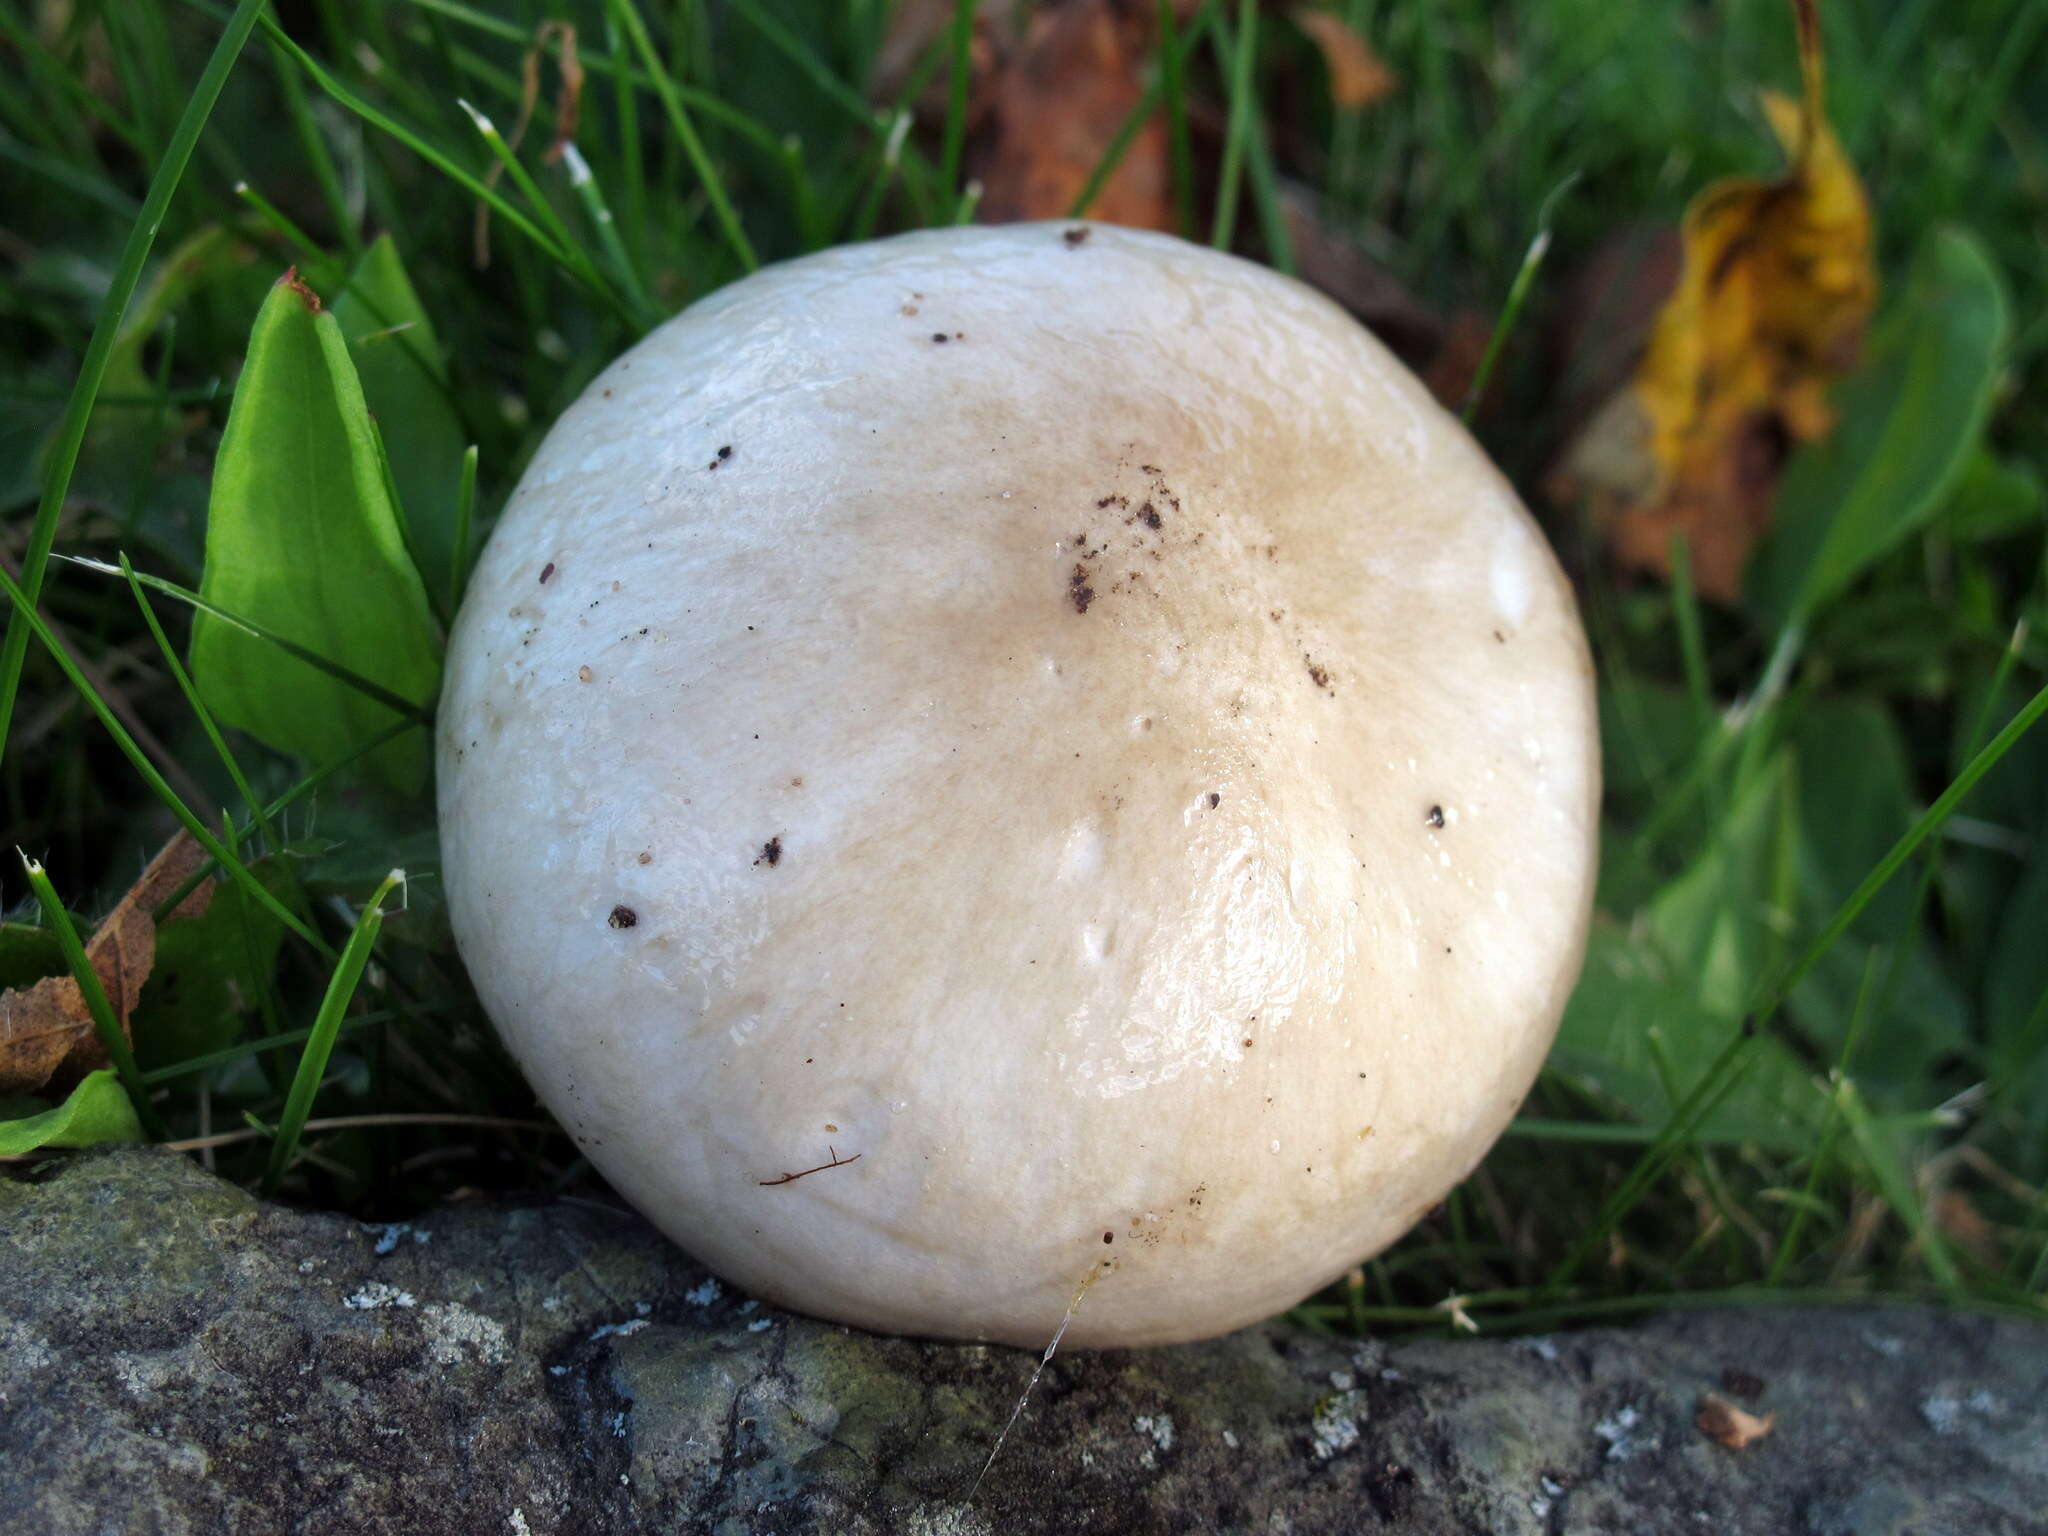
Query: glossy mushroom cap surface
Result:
<box><xmin>438</xmin><ymin>223</ymin><xmax>1599</xmax><ymax>1348</ymax></box>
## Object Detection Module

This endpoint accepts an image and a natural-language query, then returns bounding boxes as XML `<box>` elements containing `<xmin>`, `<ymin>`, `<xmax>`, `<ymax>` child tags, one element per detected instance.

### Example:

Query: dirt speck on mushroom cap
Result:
<box><xmin>436</xmin><ymin>222</ymin><xmax>1598</xmax><ymax>1349</ymax></box>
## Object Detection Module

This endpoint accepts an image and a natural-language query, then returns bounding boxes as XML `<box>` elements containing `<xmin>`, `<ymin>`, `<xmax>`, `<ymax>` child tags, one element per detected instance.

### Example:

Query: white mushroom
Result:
<box><xmin>437</xmin><ymin>223</ymin><xmax>1599</xmax><ymax>1348</ymax></box>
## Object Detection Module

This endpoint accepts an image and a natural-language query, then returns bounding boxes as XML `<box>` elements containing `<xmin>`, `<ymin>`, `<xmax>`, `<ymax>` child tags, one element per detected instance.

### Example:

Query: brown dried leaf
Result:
<box><xmin>1933</xmin><ymin>1189</ymin><xmax>2001</xmax><ymax>1267</ymax></box>
<box><xmin>1551</xmin><ymin>0</ymin><xmax>1875</xmax><ymax>599</ymax></box>
<box><xmin>1421</xmin><ymin>311</ymin><xmax>1496</xmax><ymax>413</ymax></box>
<box><xmin>1278</xmin><ymin>183</ymin><xmax>1443</xmax><ymax>362</ymax></box>
<box><xmin>0</xmin><ymin>833</ymin><xmax>214</xmax><ymax>1094</ymax></box>
<box><xmin>474</xmin><ymin>21</ymin><xmax>584</xmax><ymax>268</ymax></box>
<box><xmin>971</xmin><ymin>1</ymin><xmax>1175</xmax><ymax>230</ymax></box>
<box><xmin>1292</xmin><ymin>8</ymin><xmax>1397</xmax><ymax>110</ymax></box>
<box><xmin>1696</xmin><ymin>1392</ymin><xmax>1775</xmax><ymax>1451</ymax></box>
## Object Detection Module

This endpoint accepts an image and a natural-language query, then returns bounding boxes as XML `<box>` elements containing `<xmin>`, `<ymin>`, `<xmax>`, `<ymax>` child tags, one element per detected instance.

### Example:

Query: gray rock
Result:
<box><xmin>3</xmin><ymin>1147</ymin><xmax>2045</xmax><ymax>1535</ymax></box>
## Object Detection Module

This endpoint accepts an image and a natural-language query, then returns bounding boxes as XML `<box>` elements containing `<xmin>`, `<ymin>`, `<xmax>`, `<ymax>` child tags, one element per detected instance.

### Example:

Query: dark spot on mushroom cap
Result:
<box><xmin>1427</xmin><ymin>805</ymin><xmax>1445</xmax><ymax>828</ymax></box>
<box><xmin>755</xmin><ymin>836</ymin><xmax>783</xmax><ymax>868</ymax></box>
<box><xmin>1305</xmin><ymin>656</ymin><xmax>1332</xmax><ymax>690</ymax></box>
<box><xmin>1069</xmin><ymin>565</ymin><xmax>1096</xmax><ymax>614</ymax></box>
<box><xmin>932</xmin><ymin>332</ymin><xmax>949</xmax><ymax>344</ymax></box>
<box><xmin>607</xmin><ymin>905</ymin><xmax>638</xmax><ymax>929</ymax></box>
<box><xmin>539</xmin><ymin>562</ymin><xmax>556</xmax><ymax>584</ymax></box>
<box><xmin>1139</xmin><ymin>504</ymin><xmax>1162</xmax><ymax>530</ymax></box>
<box><xmin>1242</xmin><ymin>1037</ymin><xmax>1254</xmax><ymax>1048</ymax></box>
<box><xmin>1065</xmin><ymin>227</ymin><xmax>1091</xmax><ymax>247</ymax></box>
<box><xmin>1102</xmin><ymin>1230</ymin><xmax>1114</xmax><ymax>1243</ymax></box>
<box><xmin>1207</xmin><ymin>792</ymin><xmax>1221</xmax><ymax>809</ymax></box>
<box><xmin>718</xmin><ymin>444</ymin><xmax>732</xmax><ymax>459</ymax></box>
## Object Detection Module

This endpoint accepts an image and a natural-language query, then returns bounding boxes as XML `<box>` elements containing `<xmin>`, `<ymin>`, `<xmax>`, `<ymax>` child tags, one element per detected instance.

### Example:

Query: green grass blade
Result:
<box><xmin>1669</xmin><ymin>534</ymin><xmax>1715</xmax><ymax>734</ymax></box>
<box><xmin>560</xmin><ymin>143</ymin><xmax>661</xmax><ymax>329</ymax></box>
<box><xmin>0</xmin><ymin>125</ymin><xmax>141</xmax><ymax>218</ymax></box>
<box><xmin>1065</xmin><ymin>8</ymin><xmax>1226</xmax><ymax>224</ymax></box>
<box><xmin>265</xmin><ymin>33</ymin><xmax>361</xmax><ymax>259</ymax></box>
<box><xmin>140</xmin><ymin>1012</ymin><xmax>389</xmax><ymax>1086</ymax></box>
<box><xmin>452</xmin><ymin>99</ymin><xmax>627</xmax><ymax>321</ymax></box>
<box><xmin>1544</xmin><ymin>1023</ymin><xmax>1768</xmax><ymax>1291</ymax></box>
<box><xmin>449</xmin><ymin>444</ymin><xmax>480</xmax><ymax>620</ymax></box>
<box><xmin>938</xmin><ymin>0</ymin><xmax>974</xmax><ymax>199</ymax></box>
<box><xmin>0</xmin><ymin>564</ymin><xmax>335</xmax><ymax>959</ymax></box>
<box><xmin>0</xmin><ymin>0</ymin><xmax>268</xmax><ymax>771</ymax></box>
<box><xmin>1157</xmin><ymin>0</ymin><xmax>1197</xmax><ymax>239</ymax></box>
<box><xmin>118</xmin><ymin>555</ymin><xmax>278</xmax><ymax>849</ymax></box>
<box><xmin>1752</xmin><ymin>677</ymin><xmax>2048</xmax><ymax>1027</ymax></box>
<box><xmin>147</xmin><ymin>720</ymin><xmax>419</xmax><ymax>924</ymax></box>
<box><xmin>1766</xmin><ymin>948</ymin><xmax>1883</xmax><ymax>1284</ymax></box>
<box><xmin>1209</xmin><ymin>0</ymin><xmax>1258</xmax><ymax>250</ymax></box>
<box><xmin>258</xmin><ymin>19</ymin><xmax>584</xmax><ymax>279</ymax></box>
<box><xmin>1835</xmin><ymin>1077</ymin><xmax>1961</xmax><ymax>1291</ymax></box>
<box><xmin>262</xmin><ymin>869</ymin><xmax>406</xmax><ymax>1195</ymax></box>
<box><xmin>606</xmin><ymin>0</ymin><xmax>758</xmax><ymax>273</ymax></box>
<box><xmin>19</xmin><ymin>854</ymin><xmax>168</xmax><ymax>1140</ymax></box>
<box><xmin>233</xmin><ymin>180</ymin><xmax>333</xmax><ymax>269</ymax></box>
<box><xmin>1461</xmin><ymin>174</ymin><xmax>1575</xmax><ymax>423</ymax></box>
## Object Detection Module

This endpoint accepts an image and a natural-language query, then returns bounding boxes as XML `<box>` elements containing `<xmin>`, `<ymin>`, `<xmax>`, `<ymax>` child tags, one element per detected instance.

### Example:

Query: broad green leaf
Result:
<box><xmin>1599</xmin><ymin>676</ymin><xmax>1702</xmax><ymax>807</ymax></box>
<box><xmin>1746</xmin><ymin>227</ymin><xmax>2008</xmax><ymax>630</ymax></box>
<box><xmin>191</xmin><ymin>271</ymin><xmax>440</xmax><ymax>793</ymax></box>
<box><xmin>1548</xmin><ymin>925</ymin><xmax>1823</xmax><ymax>1148</ymax></box>
<box><xmin>134</xmin><ymin>857</ymin><xmax>292</xmax><ymax>1069</ymax></box>
<box><xmin>1789</xmin><ymin>938</ymin><xmax>1969</xmax><ymax>1102</ymax></box>
<box><xmin>1987</xmin><ymin>854</ymin><xmax>2048</xmax><ymax>1085</ymax></box>
<box><xmin>0</xmin><ymin>1070</ymin><xmax>143</xmax><ymax>1154</ymax></box>
<box><xmin>1790</xmin><ymin>698</ymin><xmax>1915</xmax><ymax>939</ymax></box>
<box><xmin>1647</xmin><ymin>755</ymin><xmax>1793</xmax><ymax>1019</ymax></box>
<box><xmin>332</xmin><ymin>235</ymin><xmax>468</xmax><ymax>608</ymax></box>
<box><xmin>1943</xmin><ymin>451</ymin><xmax>2045</xmax><ymax>544</ymax></box>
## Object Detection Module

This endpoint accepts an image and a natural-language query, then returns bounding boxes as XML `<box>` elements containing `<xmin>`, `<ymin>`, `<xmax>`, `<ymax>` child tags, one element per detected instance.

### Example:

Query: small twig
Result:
<box><xmin>168</xmin><ymin>1112</ymin><xmax>558</xmax><ymax>1154</ymax></box>
<box><xmin>759</xmin><ymin>1145</ymin><xmax>862</xmax><ymax>1186</ymax></box>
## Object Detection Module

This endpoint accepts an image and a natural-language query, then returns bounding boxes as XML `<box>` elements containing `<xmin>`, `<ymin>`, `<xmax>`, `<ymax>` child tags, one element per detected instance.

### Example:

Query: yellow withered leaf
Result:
<box><xmin>1558</xmin><ymin>0</ymin><xmax>1875</xmax><ymax>600</ymax></box>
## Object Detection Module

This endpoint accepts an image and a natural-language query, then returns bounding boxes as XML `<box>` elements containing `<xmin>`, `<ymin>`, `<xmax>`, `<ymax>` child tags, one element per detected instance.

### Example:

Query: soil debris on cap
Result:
<box><xmin>1069</xmin><ymin>565</ymin><xmax>1096</xmax><ymax>614</ymax></box>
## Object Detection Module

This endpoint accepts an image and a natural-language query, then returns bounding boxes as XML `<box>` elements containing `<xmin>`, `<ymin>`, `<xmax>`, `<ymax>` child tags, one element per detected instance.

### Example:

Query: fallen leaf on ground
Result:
<box><xmin>1549</xmin><ymin>0</ymin><xmax>1875</xmax><ymax>599</ymax></box>
<box><xmin>0</xmin><ymin>833</ymin><xmax>214</xmax><ymax>1094</ymax></box>
<box><xmin>1421</xmin><ymin>310</ymin><xmax>1496</xmax><ymax>413</ymax></box>
<box><xmin>1278</xmin><ymin>182</ymin><xmax>1443</xmax><ymax>362</ymax></box>
<box><xmin>1696</xmin><ymin>1392</ymin><xmax>1775</xmax><ymax>1450</ymax></box>
<box><xmin>971</xmin><ymin>0</ymin><xmax>1175</xmax><ymax>228</ymax></box>
<box><xmin>1292</xmin><ymin>8</ymin><xmax>1396</xmax><ymax>109</ymax></box>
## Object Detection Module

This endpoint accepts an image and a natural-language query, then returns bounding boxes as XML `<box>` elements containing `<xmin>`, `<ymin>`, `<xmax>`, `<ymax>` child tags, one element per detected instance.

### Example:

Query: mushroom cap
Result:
<box><xmin>438</xmin><ymin>223</ymin><xmax>1598</xmax><ymax>1348</ymax></box>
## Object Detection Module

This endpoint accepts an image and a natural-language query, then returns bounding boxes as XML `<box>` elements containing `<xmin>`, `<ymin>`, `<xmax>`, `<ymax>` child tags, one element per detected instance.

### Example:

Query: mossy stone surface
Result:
<box><xmin>4</xmin><ymin>1148</ymin><xmax>2046</xmax><ymax>1534</ymax></box>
